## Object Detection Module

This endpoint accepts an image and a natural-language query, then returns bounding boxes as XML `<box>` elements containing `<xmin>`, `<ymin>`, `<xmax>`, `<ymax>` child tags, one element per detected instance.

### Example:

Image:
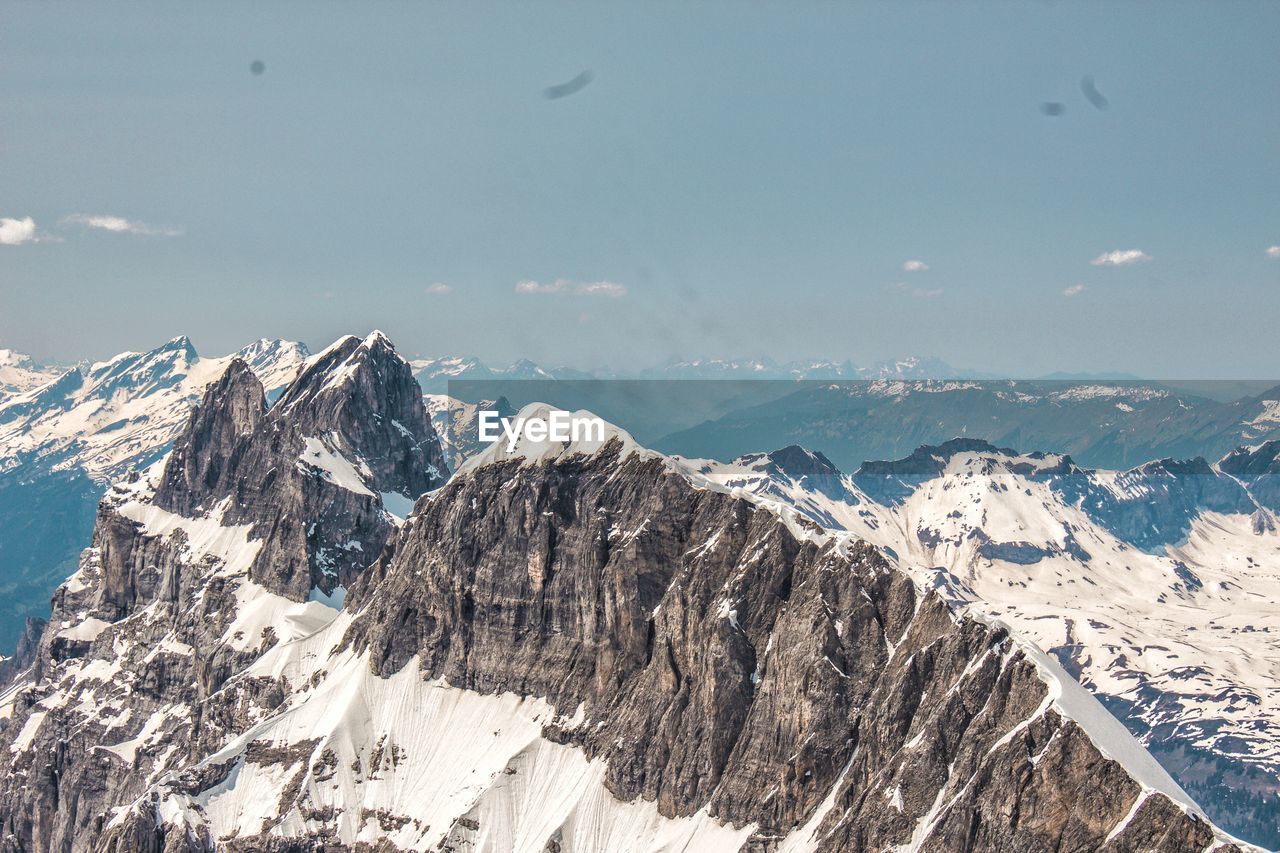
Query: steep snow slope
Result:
<box><xmin>680</xmin><ymin>441</ymin><xmax>1280</xmax><ymax>847</ymax></box>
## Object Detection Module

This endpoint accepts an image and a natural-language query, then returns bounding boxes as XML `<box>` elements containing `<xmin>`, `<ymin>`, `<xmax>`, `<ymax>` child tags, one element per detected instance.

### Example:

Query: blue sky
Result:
<box><xmin>1</xmin><ymin>2</ymin><xmax>1278</xmax><ymax>376</ymax></box>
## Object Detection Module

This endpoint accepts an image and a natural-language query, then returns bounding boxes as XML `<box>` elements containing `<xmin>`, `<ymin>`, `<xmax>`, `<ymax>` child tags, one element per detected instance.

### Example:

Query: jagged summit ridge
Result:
<box><xmin>152</xmin><ymin>333</ymin><xmax>448</xmax><ymax>599</ymax></box>
<box><xmin>154</xmin><ymin>358</ymin><xmax>267</xmax><ymax>516</ymax></box>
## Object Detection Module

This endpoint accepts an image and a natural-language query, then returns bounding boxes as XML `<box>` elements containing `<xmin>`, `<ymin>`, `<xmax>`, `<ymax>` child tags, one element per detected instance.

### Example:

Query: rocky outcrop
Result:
<box><xmin>154</xmin><ymin>331</ymin><xmax>447</xmax><ymax>599</ymax></box>
<box><xmin>0</xmin><ymin>337</ymin><xmax>309</xmax><ymax>652</ymax></box>
<box><xmin>339</xmin><ymin>438</ymin><xmax>1233</xmax><ymax>851</ymax></box>
<box><xmin>0</xmin><ymin>333</ymin><xmax>448</xmax><ymax>853</ymax></box>
<box><xmin>154</xmin><ymin>359</ymin><xmax>267</xmax><ymax>515</ymax></box>
<box><xmin>1220</xmin><ymin>440</ymin><xmax>1280</xmax><ymax>512</ymax></box>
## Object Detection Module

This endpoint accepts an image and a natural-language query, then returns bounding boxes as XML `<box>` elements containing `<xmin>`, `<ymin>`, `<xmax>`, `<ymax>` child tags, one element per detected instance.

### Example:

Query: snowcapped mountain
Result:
<box><xmin>412</xmin><ymin>357</ymin><xmax>600</xmax><ymax>393</ymax></box>
<box><xmin>656</xmin><ymin>380</ymin><xmax>1280</xmax><ymax>472</ymax></box>
<box><xmin>0</xmin><ymin>336</ymin><xmax>309</xmax><ymax>650</ymax></box>
<box><xmin>409</xmin><ymin>355</ymin><xmax>975</xmax><ymax>393</ymax></box>
<box><xmin>0</xmin><ymin>368</ymin><xmax>1254</xmax><ymax>852</ymax></box>
<box><xmin>0</xmin><ymin>336</ymin><xmax>308</xmax><ymax>481</ymax></box>
<box><xmin>679</xmin><ymin>440</ymin><xmax>1280</xmax><ymax>847</ymax></box>
<box><xmin>0</xmin><ymin>350</ymin><xmax>65</xmax><ymax>398</ymax></box>
<box><xmin>643</xmin><ymin>355</ymin><xmax>978</xmax><ymax>381</ymax></box>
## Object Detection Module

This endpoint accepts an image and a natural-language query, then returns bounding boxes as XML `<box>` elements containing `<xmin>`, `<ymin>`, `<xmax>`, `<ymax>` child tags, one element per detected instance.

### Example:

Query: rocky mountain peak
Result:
<box><xmin>153</xmin><ymin>333</ymin><xmax>448</xmax><ymax>598</ymax></box>
<box><xmin>1220</xmin><ymin>440</ymin><xmax>1280</xmax><ymax>476</ymax></box>
<box><xmin>763</xmin><ymin>444</ymin><xmax>847</xmax><ymax>499</ymax></box>
<box><xmin>1219</xmin><ymin>440</ymin><xmax>1280</xmax><ymax>512</ymax></box>
<box><xmin>154</xmin><ymin>358</ymin><xmax>267</xmax><ymax>516</ymax></box>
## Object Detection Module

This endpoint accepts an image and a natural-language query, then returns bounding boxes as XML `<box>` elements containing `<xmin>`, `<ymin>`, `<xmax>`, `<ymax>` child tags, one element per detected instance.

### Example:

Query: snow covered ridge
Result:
<box><xmin>457</xmin><ymin>401</ymin><xmax>652</xmax><ymax>474</ymax></box>
<box><xmin>673</xmin><ymin>439</ymin><xmax>1280</xmax><ymax>848</ymax></box>
<box><xmin>0</xmin><ymin>336</ymin><xmax>309</xmax><ymax>480</ymax></box>
<box><xmin>0</xmin><ymin>349</ymin><xmax>65</xmax><ymax>397</ymax></box>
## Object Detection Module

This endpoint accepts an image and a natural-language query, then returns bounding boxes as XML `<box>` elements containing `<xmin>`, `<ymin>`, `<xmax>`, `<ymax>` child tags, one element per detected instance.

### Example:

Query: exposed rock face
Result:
<box><xmin>154</xmin><ymin>359</ymin><xmax>267</xmax><ymax>515</ymax></box>
<box><xmin>0</xmin><ymin>333</ymin><xmax>447</xmax><ymax>853</ymax></box>
<box><xmin>0</xmin><ymin>337</ymin><xmax>309</xmax><ymax>651</ymax></box>
<box><xmin>692</xmin><ymin>437</ymin><xmax>1280</xmax><ymax>849</ymax></box>
<box><xmin>155</xmin><ymin>331</ymin><xmax>446</xmax><ymax>599</ymax></box>
<box><xmin>1220</xmin><ymin>440</ymin><xmax>1280</xmax><ymax>512</ymax></box>
<box><xmin>340</xmin><ymin>440</ymin><xmax>1233</xmax><ymax>852</ymax></box>
<box><xmin>0</xmin><ymin>364</ymin><xmax>1245</xmax><ymax>852</ymax></box>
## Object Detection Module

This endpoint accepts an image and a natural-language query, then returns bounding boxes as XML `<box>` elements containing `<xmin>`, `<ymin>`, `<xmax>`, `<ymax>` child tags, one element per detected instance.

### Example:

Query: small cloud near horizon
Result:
<box><xmin>426</xmin><ymin>282</ymin><xmax>452</xmax><ymax>295</ymax></box>
<box><xmin>902</xmin><ymin>259</ymin><xmax>929</xmax><ymax>272</ymax></box>
<box><xmin>1063</xmin><ymin>284</ymin><xmax>1087</xmax><ymax>297</ymax></box>
<box><xmin>515</xmin><ymin>278</ymin><xmax>627</xmax><ymax>298</ymax></box>
<box><xmin>62</xmin><ymin>214</ymin><xmax>182</xmax><ymax>237</ymax></box>
<box><xmin>1090</xmin><ymin>248</ymin><xmax>1151</xmax><ymax>267</ymax></box>
<box><xmin>891</xmin><ymin>282</ymin><xmax>943</xmax><ymax>300</ymax></box>
<box><xmin>1266</xmin><ymin>245</ymin><xmax>1280</xmax><ymax>259</ymax></box>
<box><xmin>0</xmin><ymin>216</ymin><xmax>38</xmax><ymax>246</ymax></box>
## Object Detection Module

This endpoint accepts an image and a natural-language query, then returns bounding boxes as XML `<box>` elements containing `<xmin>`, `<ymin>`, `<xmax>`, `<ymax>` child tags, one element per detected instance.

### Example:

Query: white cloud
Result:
<box><xmin>891</xmin><ymin>282</ymin><xmax>943</xmax><ymax>299</ymax></box>
<box><xmin>574</xmin><ymin>281</ymin><xmax>627</xmax><ymax>298</ymax></box>
<box><xmin>515</xmin><ymin>278</ymin><xmax>627</xmax><ymax>297</ymax></box>
<box><xmin>515</xmin><ymin>279</ymin><xmax>566</xmax><ymax>295</ymax></box>
<box><xmin>902</xmin><ymin>259</ymin><xmax>929</xmax><ymax>272</ymax></box>
<box><xmin>426</xmin><ymin>282</ymin><xmax>452</xmax><ymax>295</ymax></box>
<box><xmin>1062</xmin><ymin>283</ymin><xmax>1087</xmax><ymax>297</ymax></box>
<box><xmin>0</xmin><ymin>217</ymin><xmax>38</xmax><ymax>246</ymax></box>
<box><xmin>1090</xmin><ymin>248</ymin><xmax>1151</xmax><ymax>267</ymax></box>
<box><xmin>1266</xmin><ymin>245</ymin><xmax>1280</xmax><ymax>259</ymax></box>
<box><xmin>62</xmin><ymin>213</ymin><xmax>182</xmax><ymax>237</ymax></box>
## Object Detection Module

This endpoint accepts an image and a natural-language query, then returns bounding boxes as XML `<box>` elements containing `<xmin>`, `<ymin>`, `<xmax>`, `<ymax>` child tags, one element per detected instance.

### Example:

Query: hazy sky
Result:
<box><xmin>2</xmin><ymin>2</ymin><xmax>1278</xmax><ymax>376</ymax></box>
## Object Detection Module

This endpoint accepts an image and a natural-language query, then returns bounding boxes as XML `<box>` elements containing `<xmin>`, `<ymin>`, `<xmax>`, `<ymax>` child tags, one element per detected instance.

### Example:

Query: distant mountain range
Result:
<box><xmin>654</xmin><ymin>380</ymin><xmax>1280</xmax><ymax>473</ymax></box>
<box><xmin>4</xmin><ymin>339</ymin><xmax>1278</xmax><ymax>655</ymax></box>
<box><xmin>410</xmin><ymin>354</ymin><xmax>984</xmax><ymax>392</ymax></box>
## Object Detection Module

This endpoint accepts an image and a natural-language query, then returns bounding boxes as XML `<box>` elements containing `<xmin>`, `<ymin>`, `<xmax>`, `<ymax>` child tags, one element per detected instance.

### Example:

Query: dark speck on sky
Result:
<box><xmin>1081</xmin><ymin>75</ymin><xmax>1109</xmax><ymax>110</ymax></box>
<box><xmin>1039</xmin><ymin>101</ymin><xmax>1065</xmax><ymax>116</ymax></box>
<box><xmin>544</xmin><ymin>71</ymin><xmax>593</xmax><ymax>100</ymax></box>
<box><xmin>250</xmin><ymin>60</ymin><xmax>265</xmax><ymax>76</ymax></box>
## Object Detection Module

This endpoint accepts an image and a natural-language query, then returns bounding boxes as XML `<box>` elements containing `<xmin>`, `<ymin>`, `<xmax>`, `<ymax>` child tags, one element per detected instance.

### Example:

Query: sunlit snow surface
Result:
<box><xmin>134</xmin><ymin>630</ymin><xmax>758</xmax><ymax>851</ymax></box>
